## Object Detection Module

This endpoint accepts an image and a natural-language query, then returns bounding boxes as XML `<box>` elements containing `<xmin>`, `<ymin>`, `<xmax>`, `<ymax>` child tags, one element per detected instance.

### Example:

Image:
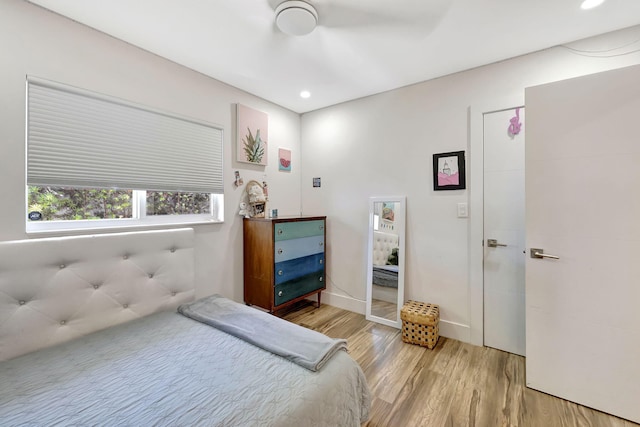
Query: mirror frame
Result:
<box><xmin>365</xmin><ymin>196</ymin><xmax>406</xmax><ymax>329</ymax></box>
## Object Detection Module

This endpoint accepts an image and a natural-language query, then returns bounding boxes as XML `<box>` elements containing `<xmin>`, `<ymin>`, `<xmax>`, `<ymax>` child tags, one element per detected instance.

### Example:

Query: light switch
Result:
<box><xmin>457</xmin><ymin>202</ymin><xmax>468</xmax><ymax>218</ymax></box>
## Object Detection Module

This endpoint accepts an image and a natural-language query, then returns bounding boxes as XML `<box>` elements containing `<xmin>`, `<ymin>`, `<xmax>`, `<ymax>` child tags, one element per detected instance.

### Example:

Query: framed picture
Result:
<box><xmin>379</xmin><ymin>202</ymin><xmax>396</xmax><ymax>231</ymax></box>
<box><xmin>252</xmin><ymin>202</ymin><xmax>266</xmax><ymax>218</ymax></box>
<box><xmin>237</xmin><ymin>104</ymin><xmax>268</xmax><ymax>166</ymax></box>
<box><xmin>433</xmin><ymin>150</ymin><xmax>466</xmax><ymax>191</ymax></box>
<box><xmin>382</xmin><ymin>202</ymin><xmax>395</xmax><ymax>222</ymax></box>
<box><xmin>278</xmin><ymin>148</ymin><xmax>291</xmax><ymax>171</ymax></box>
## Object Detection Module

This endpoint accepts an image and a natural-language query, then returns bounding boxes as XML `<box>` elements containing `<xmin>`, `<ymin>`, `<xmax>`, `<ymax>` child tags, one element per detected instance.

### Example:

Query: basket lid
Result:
<box><xmin>400</xmin><ymin>300</ymin><xmax>439</xmax><ymax>324</ymax></box>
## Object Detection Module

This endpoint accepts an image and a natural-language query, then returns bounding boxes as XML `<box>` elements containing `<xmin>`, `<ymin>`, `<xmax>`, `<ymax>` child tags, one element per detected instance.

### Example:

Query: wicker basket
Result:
<box><xmin>400</xmin><ymin>300</ymin><xmax>440</xmax><ymax>349</ymax></box>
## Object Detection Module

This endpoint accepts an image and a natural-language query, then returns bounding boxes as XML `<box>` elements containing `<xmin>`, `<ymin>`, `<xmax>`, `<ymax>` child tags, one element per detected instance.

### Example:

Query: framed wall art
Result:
<box><xmin>237</xmin><ymin>104</ymin><xmax>268</xmax><ymax>166</ymax></box>
<box><xmin>278</xmin><ymin>148</ymin><xmax>291</xmax><ymax>171</ymax></box>
<box><xmin>433</xmin><ymin>150</ymin><xmax>466</xmax><ymax>191</ymax></box>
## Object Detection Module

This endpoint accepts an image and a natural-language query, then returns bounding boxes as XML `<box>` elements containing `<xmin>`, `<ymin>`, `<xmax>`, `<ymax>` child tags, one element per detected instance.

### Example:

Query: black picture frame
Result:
<box><xmin>433</xmin><ymin>151</ymin><xmax>466</xmax><ymax>191</ymax></box>
<box><xmin>252</xmin><ymin>202</ymin><xmax>266</xmax><ymax>218</ymax></box>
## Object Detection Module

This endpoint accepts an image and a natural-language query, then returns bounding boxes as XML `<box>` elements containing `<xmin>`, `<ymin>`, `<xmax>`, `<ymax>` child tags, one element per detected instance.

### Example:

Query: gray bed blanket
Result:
<box><xmin>373</xmin><ymin>264</ymin><xmax>399</xmax><ymax>288</ymax></box>
<box><xmin>178</xmin><ymin>294</ymin><xmax>347</xmax><ymax>372</ymax></box>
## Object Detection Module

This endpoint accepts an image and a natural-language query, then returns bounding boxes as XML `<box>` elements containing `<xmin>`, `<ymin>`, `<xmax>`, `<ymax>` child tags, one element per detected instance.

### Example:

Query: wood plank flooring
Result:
<box><xmin>371</xmin><ymin>299</ymin><xmax>397</xmax><ymax>320</ymax></box>
<box><xmin>282</xmin><ymin>302</ymin><xmax>638</xmax><ymax>427</ymax></box>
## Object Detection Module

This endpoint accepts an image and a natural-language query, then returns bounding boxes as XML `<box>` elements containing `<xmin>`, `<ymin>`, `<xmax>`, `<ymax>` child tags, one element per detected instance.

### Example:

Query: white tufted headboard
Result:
<box><xmin>0</xmin><ymin>228</ymin><xmax>195</xmax><ymax>362</ymax></box>
<box><xmin>372</xmin><ymin>231</ymin><xmax>399</xmax><ymax>266</ymax></box>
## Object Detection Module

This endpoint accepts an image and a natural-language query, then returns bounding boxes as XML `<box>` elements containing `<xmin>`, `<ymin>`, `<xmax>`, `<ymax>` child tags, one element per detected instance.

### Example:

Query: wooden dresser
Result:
<box><xmin>243</xmin><ymin>216</ymin><xmax>326</xmax><ymax>313</ymax></box>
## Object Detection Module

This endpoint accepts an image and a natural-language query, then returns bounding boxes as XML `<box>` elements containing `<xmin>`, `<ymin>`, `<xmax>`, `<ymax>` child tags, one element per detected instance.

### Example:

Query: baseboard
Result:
<box><xmin>439</xmin><ymin>319</ymin><xmax>471</xmax><ymax>343</ymax></box>
<box><xmin>320</xmin><ymin>291</ymin><xmax>366</xmax><ymax>314</ymax></box>
<box><xmin>319</xmin><ymin>292</ymin><xmax>473</xmax><ymax>344</ymax></box>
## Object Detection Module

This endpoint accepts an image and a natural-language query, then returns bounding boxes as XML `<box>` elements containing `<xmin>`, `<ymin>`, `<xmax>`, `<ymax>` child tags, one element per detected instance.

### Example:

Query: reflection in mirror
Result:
<box><xmin>366</xmin><ymin>196</ymin><xmax>405</xmax><ymax>329</ymax></box>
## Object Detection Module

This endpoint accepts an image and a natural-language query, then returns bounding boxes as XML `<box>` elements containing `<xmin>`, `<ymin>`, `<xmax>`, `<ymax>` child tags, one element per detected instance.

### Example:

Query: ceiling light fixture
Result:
<box><xmin>300</xmin><ymin>90</ymin><xmax>311</xmax><ymax>98</ymax></box>
<box><xmin>275</xmin><ymin>1</ymin><xmax>318</xmax><ymax>36</ymax></box>
<box><xmin>580</xmin><ymin>0</ymin><xmax>605</xmax><ymax>10</ymax></box>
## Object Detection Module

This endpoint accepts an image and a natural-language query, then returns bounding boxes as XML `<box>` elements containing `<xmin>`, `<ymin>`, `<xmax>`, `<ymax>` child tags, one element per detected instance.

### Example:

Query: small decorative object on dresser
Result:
<box><xmin>243</xmin><ymin>216</ymin><xmax>326</xmax><ymax>313</ymax></box>
<box><xmin>244</xmin><ymin>180</ymin><xmax>267</xmax><ymax>218</ymax></box>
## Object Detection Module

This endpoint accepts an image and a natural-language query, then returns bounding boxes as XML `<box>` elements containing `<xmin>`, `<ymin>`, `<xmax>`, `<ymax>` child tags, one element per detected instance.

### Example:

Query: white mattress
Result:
<box><xmin>0</xmin><ymin>310</ymin><xmax>370</xmax><ymax>426</ymax></box>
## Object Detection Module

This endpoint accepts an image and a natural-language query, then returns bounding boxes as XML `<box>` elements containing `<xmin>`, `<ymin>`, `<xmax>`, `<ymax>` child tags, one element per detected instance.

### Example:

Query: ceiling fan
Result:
<box><xmin>269</xmin><ymin>0</ymin><xmax>451</xmax><ymax>37</ymax></box>
<box><xmin>275</xmin><ymin>1</ymin><xmax>317</xmax><ymax>36</ymax></box>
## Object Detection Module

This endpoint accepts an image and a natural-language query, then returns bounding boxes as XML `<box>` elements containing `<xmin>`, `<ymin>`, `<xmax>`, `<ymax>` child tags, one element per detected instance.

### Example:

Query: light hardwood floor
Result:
<box><xmin>282</xmin><ymin>302</ymin><xmax>638</xmax><ymax>427</ymax></box>
<box><xmin>371</xmin><ymin>298</ymin><xmax>397</xmax><ymax>320</ymax></box>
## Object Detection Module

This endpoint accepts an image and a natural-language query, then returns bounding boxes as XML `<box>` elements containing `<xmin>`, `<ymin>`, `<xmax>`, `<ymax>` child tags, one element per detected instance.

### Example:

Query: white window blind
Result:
<box><xmin>27</xmin><ymin>77</ymin><xmax>224</xmax><ymax>194</ymax></box>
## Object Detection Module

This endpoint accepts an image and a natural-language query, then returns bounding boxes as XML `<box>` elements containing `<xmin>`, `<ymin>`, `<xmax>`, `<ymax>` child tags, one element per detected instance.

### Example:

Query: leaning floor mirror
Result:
<box><xmin>365</xmin><ymin>196</ymin><xmax>405</xmax><ymax>329</ymax></box>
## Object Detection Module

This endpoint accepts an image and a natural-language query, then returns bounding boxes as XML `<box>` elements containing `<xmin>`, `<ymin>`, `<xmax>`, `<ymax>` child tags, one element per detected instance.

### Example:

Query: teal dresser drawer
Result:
<box><xmin>274</xmin><ymin>235</ymin><xmax>324</xmax><ymax>263</ymax></box>
<box><xmin>274</xmin><ymin>220</ymin><xmax>325</xmax><ymax>241</ymax></box>
<box><xmin>274</xmin><ymin>273</ymin><xmax>324</xmax><ymax>306</ymax></box>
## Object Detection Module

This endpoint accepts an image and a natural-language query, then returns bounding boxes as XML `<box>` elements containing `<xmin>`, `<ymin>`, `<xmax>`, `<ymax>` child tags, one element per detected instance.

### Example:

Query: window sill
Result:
<box><xmin>26</xmin><ymin>216</ymin><xmax>224</xmax><ymax>237</ymax></box>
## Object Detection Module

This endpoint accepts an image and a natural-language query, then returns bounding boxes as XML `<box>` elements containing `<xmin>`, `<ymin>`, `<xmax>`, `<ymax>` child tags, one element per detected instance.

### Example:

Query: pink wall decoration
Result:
<box><xmin>237</xmin><ymin>104</ymin><xmax>268</xmax><ymax>165</ymax></box>
<box><xmin>432</xmin><ymin>151</ymin><xmax>466</xmax><ymax>191</ymax></box>
<box><xmin>278</xmin><ymin>148</ymin><xmax>291</xmax><ymax>171</ymax></box>
<box><xmin>508</xmin><ymin>107</ymin><xmax>522</xmax><ymax>136</ymax></box>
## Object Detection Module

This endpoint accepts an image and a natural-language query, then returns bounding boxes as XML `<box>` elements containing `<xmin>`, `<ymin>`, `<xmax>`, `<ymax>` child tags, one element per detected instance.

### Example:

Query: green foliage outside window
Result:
<box><xmin>28</xmin><ymin>186</ymin><xmax>133</xmax><ymax>221</ymax></box>
<box><xmin>28</xmin><ymin>187</ymin><xmax>210</xmax><ymax>221</ymax></box>
<box><xmin>146</xmin><ymin>191</ymin><xmax>210</xmax><ymax>216</ymax></box>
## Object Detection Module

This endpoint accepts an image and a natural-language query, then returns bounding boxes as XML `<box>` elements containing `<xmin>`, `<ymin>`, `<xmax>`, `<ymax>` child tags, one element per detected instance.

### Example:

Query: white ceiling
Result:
<box><xmin>26</xmin><ymin>0</ymin><xmax>640</xmax><ymax>113</ymax></box>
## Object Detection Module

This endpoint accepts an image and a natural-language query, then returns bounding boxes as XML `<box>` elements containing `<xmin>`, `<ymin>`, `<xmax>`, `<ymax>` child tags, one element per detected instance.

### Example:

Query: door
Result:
<box><xmin>483</xmin><ymin>108</ymin><xmax>526</xmax><ymax>356</ymax></box>
<box><xmin>526</xmin><ymin>65</ymin><xmax>640</xmax><ymax>423</ymax></box>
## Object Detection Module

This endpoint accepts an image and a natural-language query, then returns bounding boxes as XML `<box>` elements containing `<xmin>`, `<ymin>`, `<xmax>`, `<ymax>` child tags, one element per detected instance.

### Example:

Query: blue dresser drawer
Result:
<box><xmin>274</xmin><ymin>220</ymin><xmax>325</xmax><ymax>242</ymax></box>
<box><xmin>275</xmin><ymin>253</ymin><xmax>324</xmax><ymax>285</ymax></box>
<box><xmin>274</xmin><ymin>273</ymin><xmax>324</xmax><ymax>306</ymax></box>
<box><xmin>274</xmin><ymin>235</ymin><xmax>324</xmax><ymax>263</ymax></box>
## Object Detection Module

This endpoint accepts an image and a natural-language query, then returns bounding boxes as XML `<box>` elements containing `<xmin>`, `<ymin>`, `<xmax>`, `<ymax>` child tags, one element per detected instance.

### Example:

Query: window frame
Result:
<box><xmin>26</xmin><ymin>190</ymin><xmax>224</xmax><ymax>235</ymax></box>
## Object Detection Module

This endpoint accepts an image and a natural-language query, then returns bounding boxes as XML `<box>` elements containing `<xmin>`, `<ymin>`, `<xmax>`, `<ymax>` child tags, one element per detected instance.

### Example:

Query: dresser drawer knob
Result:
<box><xmin>277</xmin><ymin>248</ymin><xmax>283</xmax><ymax>254</ymax></box>
<box><xmin>319</xmin><ymin>242</ymin><xmax>324</xmax><ymax>247</ymax></box>
<box><xmin>278</xmin><ymin>270</ymin><xmax>283</xmax><ymax>276</ymax></box>
<box><xmin>278</xmin><ymin>290</ymin><xmax>283</xmax><ymax>297</ymax></box>
<box><xmin>319</xmin><ymin>276</ymin><xmax>323</xmax><ymax>282</ymax></box>
<box><xmin>319</xmin><ymin>259</ymin><xmax>323</xmax><ymax>265</ymax></box>
<box><xmin>319</xmin><ymin>225</ymin><xmax>324</xmax><ymax>230</ymax></box>
<box><xmin>277</xmin><ymin>229</ymin><xmax>283</xmax><ymax>235</ymax></box>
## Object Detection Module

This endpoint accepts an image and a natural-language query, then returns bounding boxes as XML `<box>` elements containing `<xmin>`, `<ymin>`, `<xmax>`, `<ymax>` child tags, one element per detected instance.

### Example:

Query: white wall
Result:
<box><xmin>4</xmin><ymin>0</ymin><xmax>640</xmax><ymax>343</ymax></box>
<box><xmin>300</xmin><ymin>25</ymin><xmax>640</xmax><ymax>341</ymax></box>
<box><xmin>0</xmin><ymin>0</ymin><xmax>302</xmax><ymax>301</ymax></box>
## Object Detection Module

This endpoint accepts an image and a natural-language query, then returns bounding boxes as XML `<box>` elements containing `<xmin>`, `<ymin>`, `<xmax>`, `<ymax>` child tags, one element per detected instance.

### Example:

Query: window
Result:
<box><xmin>146</xmin><ymin>191</ymin><xmax>211</xmax><ymax>216</ymax></box>
<box><xmin>26</xmin><ymin>77</ymin><xmax>224</xmax><ymax>233</ymax></box>
<box><xmin>28</xmin><ymin>186</ymin><xmax>134</xmax><ymax>221</ymax></box>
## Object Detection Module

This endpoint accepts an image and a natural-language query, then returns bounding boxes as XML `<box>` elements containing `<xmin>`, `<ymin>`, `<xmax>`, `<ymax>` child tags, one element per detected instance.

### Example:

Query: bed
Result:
<box><xmin>0</xmin><ymin>229</ymin><xmax>370</xmax><ymax>426</ymax></box>
<box><xmin>372</xmin><ymin>264</ymin><xmax>399</xmax><ymax>288</ymax></box>
<box><xmin>371</xmin><ymin>231</ymin><xmax>399</xmax><ymax>286</ymax></box>
<box><xmin>370</xmin><ymin>231</ymin><xmax>399</xmax><ymax>304</ymax></box>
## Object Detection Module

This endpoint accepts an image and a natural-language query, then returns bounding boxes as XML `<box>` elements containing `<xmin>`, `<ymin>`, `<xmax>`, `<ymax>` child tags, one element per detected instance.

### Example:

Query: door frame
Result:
<box><xmin>468</xmin><ymin>94</ymin><xmax>524</xmax><ymax>347</ymax></box>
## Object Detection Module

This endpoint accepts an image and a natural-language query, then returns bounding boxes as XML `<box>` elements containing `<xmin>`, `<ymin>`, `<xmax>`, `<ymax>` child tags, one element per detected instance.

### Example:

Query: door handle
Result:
<box><xmin>530</xmin><ymin>248</ymin><xmax>560</xmax><ymax>260</ymax></box>
<box><xmin>487</xmin><ymin>239</ymin><xmax>507</xmax><ymax>248</ymax></box>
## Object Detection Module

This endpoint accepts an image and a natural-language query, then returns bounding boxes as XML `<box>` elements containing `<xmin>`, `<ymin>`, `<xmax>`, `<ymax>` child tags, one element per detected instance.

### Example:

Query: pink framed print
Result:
<box><xmin>237</xmin><ymin>104</ymin><xmax>268</xmax><ymax>165</ymax></box>
<box><xmin>433</xmin><ymin>150</ymin><xmax>466</xmax><ymax>191</ymax></box>
<box><xmin>278</xmin><ymin>148</ymin><xmax>291</xmax><ymax>172</ymax></box>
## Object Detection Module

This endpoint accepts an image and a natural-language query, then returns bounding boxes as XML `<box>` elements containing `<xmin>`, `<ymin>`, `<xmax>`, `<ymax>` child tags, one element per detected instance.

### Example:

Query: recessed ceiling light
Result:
<box><xmin>300</xmin><ymin>90</ymin><xmax>311</xmax><ymax>98</ymax></box>
<box><xmin>581</xmin><ymin>0</ymin><xmax>605</xmax><ymax>10</ymax></box>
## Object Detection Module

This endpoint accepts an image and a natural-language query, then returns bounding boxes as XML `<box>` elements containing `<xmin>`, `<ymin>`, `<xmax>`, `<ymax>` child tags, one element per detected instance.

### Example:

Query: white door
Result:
<box><xmin>483</xmin><ymin>108</ymin><xmax>526</xmax><ymax>356</ymax></box>
<box><xmin>526</xmin><ymin>65</ymin><xmax>640</xmax><ymax>423</ymax></box>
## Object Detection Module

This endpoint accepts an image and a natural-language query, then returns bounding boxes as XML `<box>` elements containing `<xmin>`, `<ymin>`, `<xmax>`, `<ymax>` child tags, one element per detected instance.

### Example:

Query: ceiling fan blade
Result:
<box><xmin>316</xmin><ymin>5</ymin><xmax>401</xmax><ymax>29</ymax></box>
<box><xmin>266</xmin><ymin>0</ymin><xmax>283</xmax><ymax>10</ymax></box>
<box><xmin>315</xmin><ymin>0</ymin><xmax>451</xmax><ymax>31</ymax></box>
<box><xmin>266</xmin><ymin>0</ymin><xmax>451</xmax><ymax>35</ymax></box>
